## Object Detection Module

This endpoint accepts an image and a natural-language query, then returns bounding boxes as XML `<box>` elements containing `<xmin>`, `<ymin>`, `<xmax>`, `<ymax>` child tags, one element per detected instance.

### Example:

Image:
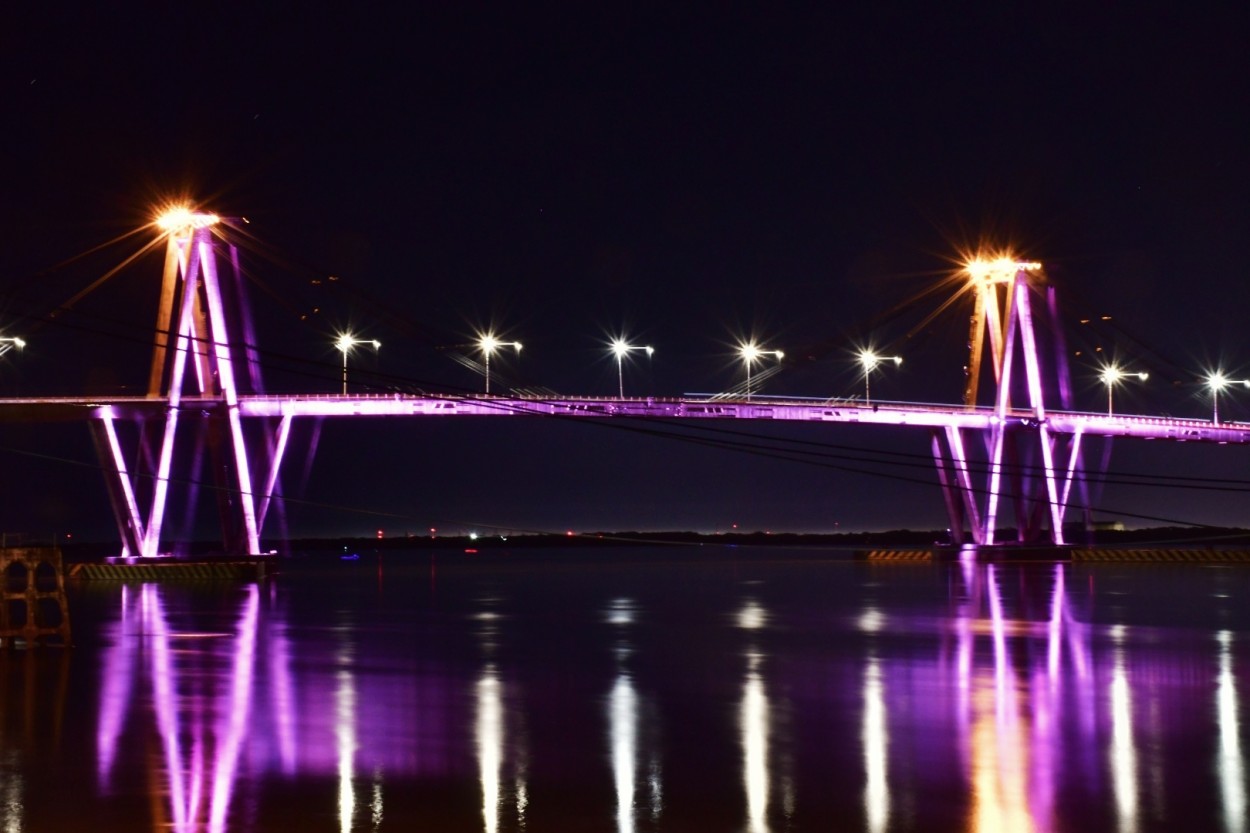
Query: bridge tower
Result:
<box><xmin>89</xmin><ymin>210</ymin><xmax>283</xmax><ymax>557</ymax></box>
<box><xmin>932</xmin><ymin>259</ymin><xmax>1085</xmax><ymax>547</ymax></box>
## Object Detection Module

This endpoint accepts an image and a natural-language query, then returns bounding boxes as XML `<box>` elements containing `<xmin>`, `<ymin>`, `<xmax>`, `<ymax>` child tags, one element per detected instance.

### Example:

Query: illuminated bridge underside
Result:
<box><xmin>234</xmin><ymin>395</ymin><xmax>1250</xmax><ymax>443</ymax></box>
<box><xmin>1</xmin><ymin>394</ymin><xmax>1245</xmax><ymax>441</ymax></box>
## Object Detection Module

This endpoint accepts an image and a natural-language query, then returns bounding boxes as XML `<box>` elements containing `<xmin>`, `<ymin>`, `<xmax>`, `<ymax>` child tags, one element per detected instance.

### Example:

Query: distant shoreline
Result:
<box><xmin>293</xmin><ymin>525</ymin><xmax>1250</xmax><ymax>549</ymax></box>
<box><xmin>50</xmin><ymin>525</ymin><xmax>1250</xmax><ymax>560</ymax></box>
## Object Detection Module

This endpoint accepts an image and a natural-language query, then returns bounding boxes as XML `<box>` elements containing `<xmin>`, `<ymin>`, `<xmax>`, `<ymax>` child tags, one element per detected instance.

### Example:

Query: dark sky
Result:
<box><xmin>4</xmin><ymin>5</ymin><xmax>1250</xmax><ymax>541</ymax></box>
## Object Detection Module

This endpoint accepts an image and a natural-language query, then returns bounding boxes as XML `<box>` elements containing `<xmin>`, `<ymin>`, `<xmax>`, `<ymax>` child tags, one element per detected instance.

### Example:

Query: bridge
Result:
<box><xmin>2</xmin><ymin>210</ymin><xmax>1245</xmax><ymax>556</ymax></box>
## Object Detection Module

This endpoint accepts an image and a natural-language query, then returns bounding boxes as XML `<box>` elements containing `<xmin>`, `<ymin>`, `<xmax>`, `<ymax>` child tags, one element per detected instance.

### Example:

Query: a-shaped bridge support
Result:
<box><xmin>91</xmin><ymin>211</ymin><xmax>285</xmax><ymax>557</ymax></box>
<box><xmin>931</xmin><ymin>260</ymin><xmax>1085</xmax><ymax>546</ymax></box>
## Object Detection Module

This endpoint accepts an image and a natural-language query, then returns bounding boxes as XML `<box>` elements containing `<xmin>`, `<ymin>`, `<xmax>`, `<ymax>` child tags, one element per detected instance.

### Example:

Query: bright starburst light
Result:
<box><xmin>963</xmin><ymin>256</ymin><xmax>1042</xmax><ymax>285</ymax></box>
<box><xmin>1099</xmin><ymin>364</ymin><xmax>1148</xmax><ymax>415</ymax></box>
<box><xmin>156</xmin><ymin>206</ymin><xmax>220</xmax><ymax>232</ymax></box>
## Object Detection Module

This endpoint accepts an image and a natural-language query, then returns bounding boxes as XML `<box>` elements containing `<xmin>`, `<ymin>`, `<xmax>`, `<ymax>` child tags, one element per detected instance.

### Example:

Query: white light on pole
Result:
<box><xmin>1209</xmin><ymin>372</ymin><xmax>1229</xmax><ymax>424</ymax></box>
<box><xmin>859</xmin><ymin>350</ymin><xmax>901</xmax><ymax>405</ymax></box>
<box><xmin>0</xmin><ymin>336</ymin><xmax>26</xmax><ymax>357</ymax></box>
<box><xmin>1206</xmin><ymin>372</ymin><xmax>1250</xmax><ymax>424</ymax></box>
<box><xmin>610</xmin><ymin>338</ymin><xmax>654</xmax><ymax>398</ymax></box>
<box><xmin>335</xmin><ymin>334</ymin><xmax>380</xmax><ymax>395</ymax></box>
<box><xmin>739</xmin><ymin>342</ymin><xmax>783</xmax><ymax>401</ymax></box>
<box><xmin>479</xmin><ymin>334</ymin><xmax>522</xmax><ymax>395</ymax></box>
<box><xmin>1100</xmin><ymin>365</ymin><xmax>1148</xmax><ymax>416</ymax></box>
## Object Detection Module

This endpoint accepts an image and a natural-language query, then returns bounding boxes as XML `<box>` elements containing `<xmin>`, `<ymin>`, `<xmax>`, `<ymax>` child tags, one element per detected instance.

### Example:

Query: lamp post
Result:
<box><xmin>1205</xmin><ymin>372</ymin><xmax>1250</xmax><ymax>424</ymax></box>
<box><xmin>858</xmin><ymin>350</ymin><xmax>901</xmax><ymax>405</ymax></box>
<box><xmin>1100</xmin><ymin>366</ymin><xmax>1148</xmax><ymax>416</ymax></box>
<box><xmin>610</xmin><ymin>339</ymin><xmax>654</xmax><ymax>398</ymax></box>
<box><xmin>479</xmin><ymin>334</ymin><xmax>522</xmax><ymax>394</ymax></box>
<box><xmin>739</xmin><ymin>342</ymin><xmax>783</xmax><ymax>401</ymax></box>
<box><xmin>0</xmin><ymin>336</ymin><xmax>26</xmax><ymax>357</ymax></box>
<box><xmin>335</xmin><ymin>334</ymin><xmax>380</xmax><ymax>395</ymax></box>
<box><xmin>1208</xmin><ymin>372</ymin><xmax>1229</xmax><ymax>424</ymax></box>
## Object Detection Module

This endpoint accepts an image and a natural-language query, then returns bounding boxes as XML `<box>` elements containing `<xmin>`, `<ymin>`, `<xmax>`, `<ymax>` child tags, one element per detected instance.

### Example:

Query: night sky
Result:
<box><xmin>4</xmin><ymin>5</ymin><xmax>1250</xmax><ymax>541</ymax></box>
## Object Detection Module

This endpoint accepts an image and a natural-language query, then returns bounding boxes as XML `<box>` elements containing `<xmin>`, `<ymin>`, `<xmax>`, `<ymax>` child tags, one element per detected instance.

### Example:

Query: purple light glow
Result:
<box><xmin>84</xmin><ymin>563</ymin><xmax>1250</xmax><ymax>829</ymax></box>
<box><xmin>847</xmin><ymin>563</ymin><xmax>1112</xmax><ymax>828</ymax></box>
<box><xmin>96</xmin><ymin>584</ymin><xmax>469</xmax><ymax>831</ymax></box>
<box><xmin>95</xmin><ymin>584</ymin><xmax>134</xmax><ymax>784</ymax></box>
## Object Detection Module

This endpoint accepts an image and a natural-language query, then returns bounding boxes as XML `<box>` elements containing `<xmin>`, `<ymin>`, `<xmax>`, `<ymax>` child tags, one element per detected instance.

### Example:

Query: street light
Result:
<box><xmin>609</xmin><ymin>338</ymin><xmax>654</xmax><ymax>398</ymax></box>
<box><xmin>0</xmin><ymin>336</ymin><xmax>26</xmax><ymax>357</ymax></box>
<box><xmin>335</xmin><ymin>334</ymin><xmax>380</xmax><ymax>394</ymax></box>
<box><xmin>1206</xmin><ymin>372</ymin><xmax>1250</xmax><ymax>424</ymax></box>
<box><xmin>1100</xmin><ymin>365</ymin><xmax>1147</xmax><ymax>416</ymax></box>
<box><xmin>858</xmin><ymin>350</ymin><xmax>901</xmax><ymax>405</ymax></box>
<box><xmin>479</xmin><ymin>334</ymin><xmax>521</xmax><ymax>394</ymax></box>
<box><xmin>739</xmin><ymin>342</ymin><xmax>783</xmax><ymax>401</ymax></box>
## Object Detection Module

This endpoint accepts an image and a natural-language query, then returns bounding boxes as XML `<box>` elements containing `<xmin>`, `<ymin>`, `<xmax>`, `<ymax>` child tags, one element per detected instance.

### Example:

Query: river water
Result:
<box><xmin>2</xmin><ymin>547</ymin><xmax>1248</xmax><ymax>832</ymax></box>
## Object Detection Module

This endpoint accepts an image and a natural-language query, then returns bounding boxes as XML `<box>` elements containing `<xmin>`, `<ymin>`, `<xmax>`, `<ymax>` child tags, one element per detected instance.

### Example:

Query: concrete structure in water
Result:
<box><xmin>1</xmin><ymin>547</ymin><xmax>71</xmax><ymax>647</ymax></box>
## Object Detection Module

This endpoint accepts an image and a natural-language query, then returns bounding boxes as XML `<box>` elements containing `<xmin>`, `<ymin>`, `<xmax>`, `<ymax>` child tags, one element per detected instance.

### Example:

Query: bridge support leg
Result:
<box><xmin>931</xmin><ymin>430</ymin><xmax>967</xmax><ymax>546</ymax></box>
<box><xmin>934</xmin><ymin>426</ymin><xmax>986</xmax><ymax>546</ymax></box>
<box><xmin>91</xmin><ymin>409</ymin><xmax>147</xmax><ymax>559</ymax></box>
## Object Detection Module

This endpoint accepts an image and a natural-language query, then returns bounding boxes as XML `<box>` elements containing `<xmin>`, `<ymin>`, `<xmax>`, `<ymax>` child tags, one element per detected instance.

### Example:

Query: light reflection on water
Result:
<box><xmin>609</xmin><ymin>673</ymin><xmax>637</xmax><ymax>833</ymax></box>
<box><xmin>3</xmin><ymin>553</ymin><xmax>1250</xmax><ymax>830</ymax></box>
<box><xmin>476</xmin><ymin>668</ymin><xmax>503</xmax><ymax>833</ymax></box>
<box><xmin>742</xmin><ymin>652</ymin><xmax>771</xmax><ymax>833</ymax></box>
<box><xmin>1220</xmin><ymin>630</ymin><xmax>1246</xmax><ymax>833</ymax></box>
<box><xmin>96</xmin><ymin>583</ymin><xmax>260</xmax><ymax>833</ymax></box>
<box><xmin>1110</xmin><ymin>629</ymin><xmax>1137</xmax><ymax>833</ymax></box>
<box><xmin>862</xmin><ymin>654</ymin><xmax>888</xmax><ymax>833</ymax></box>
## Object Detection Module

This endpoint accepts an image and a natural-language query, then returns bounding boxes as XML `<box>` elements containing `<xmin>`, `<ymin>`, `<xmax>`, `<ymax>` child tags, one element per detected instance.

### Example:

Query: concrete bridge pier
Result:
<box><xmin>1</xmin><ymin>547</ymin><xmax>71</xmax><ymax>647</ymax></box>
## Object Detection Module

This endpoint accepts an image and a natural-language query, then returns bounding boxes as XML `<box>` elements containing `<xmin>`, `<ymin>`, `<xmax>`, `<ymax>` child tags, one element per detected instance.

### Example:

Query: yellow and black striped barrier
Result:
<box><xmin>68</xmin><ymin>561</ymin><xmax>270</xmax><ymax>580</ymax></box>
<box><xmin>860</xmin><ymin>550</ymin><xmax>934</xmax><ymax>561</ymax></box>
<box><xmin>858</xmin><ymin>548</ymin><xmax>1250</xmax><ymax>563</ymax></box>
<box><xmin>1072</xmin><ymin>549</ymin><xmax>1250</xmax><ymax>563</ymax></box>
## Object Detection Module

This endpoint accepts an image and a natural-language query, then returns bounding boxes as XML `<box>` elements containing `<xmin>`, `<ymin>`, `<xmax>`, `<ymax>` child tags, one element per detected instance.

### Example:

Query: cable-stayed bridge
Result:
<box><xmin>2</xmin><ymin>210</ymin><xmax>1245</xmax><ymax>556</ymax></box>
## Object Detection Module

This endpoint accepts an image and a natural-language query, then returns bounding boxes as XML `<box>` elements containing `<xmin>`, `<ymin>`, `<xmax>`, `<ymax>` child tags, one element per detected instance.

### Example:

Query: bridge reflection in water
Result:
<box><xmin>84</xmin><ymin>560</ymin><xmax>1249</xmax><ymax>831</ymax></box>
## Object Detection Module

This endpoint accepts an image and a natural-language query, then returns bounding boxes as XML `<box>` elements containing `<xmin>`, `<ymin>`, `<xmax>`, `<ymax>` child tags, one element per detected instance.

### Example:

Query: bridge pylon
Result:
<box><xmin>90</xmin><ymin>210</ymin><xmax>284</xmax><ymax>557</ymax></box>
<box><xmin>931</xmin><ymin>259</ymin><xmax>1086</xmax><ymax>547</ymax></box>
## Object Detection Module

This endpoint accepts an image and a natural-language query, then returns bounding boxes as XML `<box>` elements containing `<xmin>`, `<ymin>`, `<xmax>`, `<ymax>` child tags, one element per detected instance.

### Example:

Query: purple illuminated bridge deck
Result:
<box><xmin>1</xmin><ymin>392</ymin><xmax>1245</xmax><ymax>443</ymax></box>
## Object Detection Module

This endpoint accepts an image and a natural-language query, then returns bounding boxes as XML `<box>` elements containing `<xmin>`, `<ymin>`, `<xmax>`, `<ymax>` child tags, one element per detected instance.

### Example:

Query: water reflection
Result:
<box><xmin>1109</xmin><ymin>628</ymin><xmax>1138</xmax><ymax>833</ymax></box>
<box><xmin>609</xmin><ymin>674</ymin><xmax>638</xmax><ymax>833</ymax></box>
<box><xmin>608</xmin><ymin>596</ymin><xmax>638</xmax><ymax>833</ymax></box>
<box><xmin>96</xmin><ymin>581</ymin><xmax>461</xmax><ymax>832</ymax></box>
<box><xmin>862</xmin><ymin>654</ymin><xmax>888</xmax><ymax>833</ymax></box>
<box><xmin>2</xmin><ymin>749</ymin><xmax>21</xmax><ymax>833</ymax></box>
<box><xmin>1219</xmin><ymin>631</ymin><xmax>1245</xmax><ymax>833</ymax></box>
<box><xmin>476</xmin><ymin>667</ymin><xmax>503</xmax><ymax>833</ymax></box>
<box><xmin>949</xmin><ymin>563</ymin><xmax>1099</xmax><ymax>833</ymax></box>
<box><xmin>742</xmin><ymin>653</ymin><xmax>770</xmax><ymax>833</ymax></box>
<box><xmin>974</xmin><ymin>566</ymin><xmax>1034</xmax><ymax>833</ymax></box>
<box><xmin>735</xmin><ymin>594</ymin><xmax>777</xmax><ymax>833</ymax></box>
<box><xmin>474</xmin><ymin>595</ymin><xmax>527</xmax><ymax>833</ymax></box>
<box><xmin>69</xmin><ymin>558</ymin><xmax>1250</xmax><ymax>830</ymax></box>
<box><xmin>97</xmin><ymin>583</ymin><xmax>259</xmax><ymax>833</ymax></box>
<box><xmin>605</xmin><ymin>595</ymin><xmax>662</xmax><ymax>833</ymax></box>
<box><xmin>336</xmin><ymin>666</ymin><xmax>358</xmax><ymax>833</ymax></box>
